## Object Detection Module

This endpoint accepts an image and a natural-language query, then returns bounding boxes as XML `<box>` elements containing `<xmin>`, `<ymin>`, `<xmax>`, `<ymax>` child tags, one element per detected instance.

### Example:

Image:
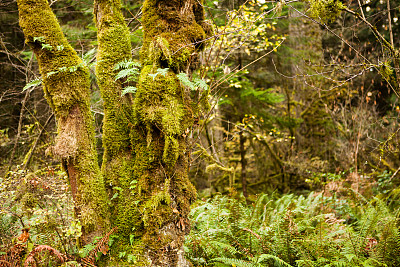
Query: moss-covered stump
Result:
<box><xmin>16</xmin><ymin>0</ymin><xmax>109</xmax><ymax>244</ymax></box>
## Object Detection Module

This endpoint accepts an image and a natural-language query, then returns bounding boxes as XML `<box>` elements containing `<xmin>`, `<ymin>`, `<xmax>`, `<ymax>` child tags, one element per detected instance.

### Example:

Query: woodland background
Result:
<box><xmin>1</xmin><ymin>0</ymin><xmax>400</xmax><ymax>266</ymax></box>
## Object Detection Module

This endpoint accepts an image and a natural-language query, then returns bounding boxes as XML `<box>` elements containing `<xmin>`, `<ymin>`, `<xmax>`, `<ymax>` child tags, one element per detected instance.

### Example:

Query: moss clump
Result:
<box><xmin>140</xmin><ymin>0</ymin><xmax>207</xmax><ymax>72</ymax></box>
<box><xmin>306</xmin><ymin>0</ymin><xmax>346</xmax><ymax>23</ymax></box>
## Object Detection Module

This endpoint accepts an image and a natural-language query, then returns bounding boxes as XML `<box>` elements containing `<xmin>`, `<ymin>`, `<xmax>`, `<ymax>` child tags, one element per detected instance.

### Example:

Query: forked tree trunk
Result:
<box><xmin>16</xmin><ymin>0</ymin><xmax>109</xmax><ymax>244</ymax></box>
<box><xmin>94</xmin><ymin>0</ymin><xmax>210</xmax><ymax>265</ymax></box>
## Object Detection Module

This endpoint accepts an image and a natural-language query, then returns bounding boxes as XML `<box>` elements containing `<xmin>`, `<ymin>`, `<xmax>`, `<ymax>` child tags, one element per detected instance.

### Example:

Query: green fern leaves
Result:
<box><xmin>177</xmin><ymin>72</ymin><xmax>209</xmax><ymax>91</ymax></box>
<box><xmin>114</xmin><ymin>59</ymin><xmax>141</xmax><ymax>96</ymax></box>
<box><xmin>185</xmin><ymin>193</ymin><xmax>400</xmax><ymax>267</ymax></box>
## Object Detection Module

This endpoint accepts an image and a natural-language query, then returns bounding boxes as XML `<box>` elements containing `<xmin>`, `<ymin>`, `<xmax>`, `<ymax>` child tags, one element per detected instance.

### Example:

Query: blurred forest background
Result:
<box><xmin>2</xmin><ymin>0</ymin><xmax>400</xmax><ymax>266</ymax></box>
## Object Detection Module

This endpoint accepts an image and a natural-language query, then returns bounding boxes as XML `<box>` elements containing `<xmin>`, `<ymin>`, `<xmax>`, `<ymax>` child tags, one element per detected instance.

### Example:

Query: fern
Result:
<box><xmin>211</xmin><ymin>257</ymin><xmax>258</xmax><ymax>267</ymax></box>
<box><xmin>148</xmin><ymin>68</ymin><xmax>170</xmax><ymax>80</ymax></box>
<box><xmin>113</xmin><ymin>59</ymin><xmax>141</xmax><ymax>70</ymax></box>
<box><xmin>23</xmin><ymin>78</ymin><xmax>42</xmax><ymax>92</ymax></box>
<box><xmin>115</xmin><ymin>68</ymin><xmax>140</xmax><ymax>81</ymax></box>
<box><xmin>177</xmin><ymin>73</ymin><xmax>208</xmax><ymax>91</ymax></box>
<box><xmin>113</xmin><ymin>59</ymin><xmax>141</xmax><ymax>97</ymax></box>
<box><xmin>257</xmin><ymin>254</ymin><xmax>293</xmax><ymax>266</ymax></box>
<box><xmin>121</xmin><ymin>86</ymin><xmax>137</xmax><ymax>96</ymax></box>
<box><xmin>186</xmin><ymin>192</ymin><xmax>400</xmax><ymax>267</ymax></box>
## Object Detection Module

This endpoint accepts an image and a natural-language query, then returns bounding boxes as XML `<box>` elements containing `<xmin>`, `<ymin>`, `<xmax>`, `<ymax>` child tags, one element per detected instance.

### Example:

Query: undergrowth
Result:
<box><xmin>185</xmin><ymin>190</ymin><xmax>400</xmax><ymax>267</ymax></box>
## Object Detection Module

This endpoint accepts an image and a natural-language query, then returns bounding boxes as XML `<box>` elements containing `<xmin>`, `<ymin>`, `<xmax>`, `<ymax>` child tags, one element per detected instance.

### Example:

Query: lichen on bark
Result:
<box><xmin>16</xmin><ymin>0</ymin><xmax>109</xmax><ymax>244</ymax></box>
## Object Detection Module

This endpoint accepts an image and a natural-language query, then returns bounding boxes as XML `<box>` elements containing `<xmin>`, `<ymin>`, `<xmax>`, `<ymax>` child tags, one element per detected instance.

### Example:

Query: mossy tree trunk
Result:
<box><xmin>18</xmin><ymin>0</ymin><xmax>209</xmax><ymax>264</ymax></box>
<box><xmin>94</xmin><ymin>0</ymin><xmax>210</xmax><ymax>265</ymax></box>
<box><xmin>16</xmin><ymin>0</ymin><xmax>110</xmax><ymax>244</ymax></box>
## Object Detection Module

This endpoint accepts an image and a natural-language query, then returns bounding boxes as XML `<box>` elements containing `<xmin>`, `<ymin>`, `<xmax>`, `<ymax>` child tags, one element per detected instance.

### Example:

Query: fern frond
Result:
<box><xmin>24</xmin><ymin>245</ymin><xmax>67</xmax><ymax>267</ymax></box>
<box><xmin>211</xmin><ymin>257</ymin><xmax>260</xmax><ymax>267</ymax></box>
<box><xmin>121</xmin><ymin>86</ymin><xmax>137</xmax><ymax>96</ymax></box>
<box><xmin>81</xmin><ymin>227</ymin><xmax>117</xmax><ymax>267</ymax></box>
<box><xmin>113</xmin><ymin>59</ymin><xmax>141</xmax><ymax>70</ymax></box>
<box><xmin>23</xmin><ymin>78</ymin><xmax>42</xmax><ymax>92</ymax></box>
<box><xmin>115</xmin><ymin>68</ymin><xmax>140</xmax><ymax>81</ymax></box>
<box><xmin>257</xmin><ymin>254</ymin><xmax>293</xmax><ymax>266</ymax></box>
<box><xmin>209</xmin><ymin>240</ymin><xmax>239</xmax><ymax>256</ymax></box>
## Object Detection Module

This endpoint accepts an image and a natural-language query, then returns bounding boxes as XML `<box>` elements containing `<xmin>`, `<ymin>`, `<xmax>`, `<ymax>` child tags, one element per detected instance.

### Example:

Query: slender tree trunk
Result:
<box><xmin>239</xmin><ymin>132</ymin><xmax>248</xmax><ymax>202</ymax></box>
<box><xmin>16</xmin><ymin>0</ymin><xmax>109</xmax><ymax>244</ymax></box>
<box><xmin>93</xmin><ymin>0</ymin><xmax>135</xmax><ymax>248</ymax></box>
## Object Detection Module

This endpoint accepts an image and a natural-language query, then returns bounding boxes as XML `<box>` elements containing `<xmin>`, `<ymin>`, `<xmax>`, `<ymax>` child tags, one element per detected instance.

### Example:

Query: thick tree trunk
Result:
<box><xmin>16</xmin><ymin>0</ymin><xmax>109</xmax><ymax>244</ymax></box>
<box><xmin>128</xmin><ymin>0</ymin><xmax>210</xmax><ymax>265</ymax></box>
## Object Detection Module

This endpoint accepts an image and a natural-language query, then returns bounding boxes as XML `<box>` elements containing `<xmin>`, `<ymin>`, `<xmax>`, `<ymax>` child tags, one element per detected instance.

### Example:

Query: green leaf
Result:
<box><xmin>115</xmin><ymin>68</ymin><xmax>140</xmax><ymax>81</ymax></box>
<box><xmin>148</xmin><ymin>68</ymin><xmax>170</xmax><ymax>81</ymax></box>
<box><xmin>148</xmin><ymin>73</ymin><xmax>158</xmax><ymax>80</ymax></box>
<box><xmin>177</xmin><ymin>73</ymin><xmax>195</xmax><ymax>90</ymax></box>
<box><xmin>113</xmin><ymin>59</ymin><xmax>141</xmax><ymax>70</ymax></box>
<box><xmin>111</xmin><ymin>193</ymin><xmax>119</xmax><ymax>201</ymax></box>
<box><xmin>193</xmin><ymin>77</ymin><xmax>209</xmax><ymax>90</ymax></box>
<box><xmin>121</xmin><ymin>86</ymin><xmax>137</xmax><ymax>96</ymax></box>
<box><xmin>23</xmin><ymin>79</ymin><xmax>42</xmax><ymax>92</ymax></box>
<box><xmin>41</xmin><ymin>43</ymin><xmax>53</xmax><ymax>51</ymax></box>
<box><xmin>156</xmin><ymin>68</ymin><xmax>169</xmax><ymax>77</ymax></box>
<box><xmin>33</xmin><ymin>36</ymin><xmax>45</xmax><ymax>43</ymax></box>
<box><xmin>177</xmin><ymin>73</ymin><xmax>208</xmax><ymax>91</ymax></box>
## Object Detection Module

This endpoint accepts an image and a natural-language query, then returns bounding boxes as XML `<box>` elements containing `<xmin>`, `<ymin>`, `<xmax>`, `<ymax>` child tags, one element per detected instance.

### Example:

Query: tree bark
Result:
<box><xmin>16</xmin><ymin>0</ymin><xmax>109</xmax><ymax>244</ymax></box>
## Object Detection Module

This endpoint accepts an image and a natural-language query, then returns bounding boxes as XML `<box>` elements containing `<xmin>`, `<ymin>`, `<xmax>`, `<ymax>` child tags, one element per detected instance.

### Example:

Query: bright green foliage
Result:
<box><xmin>177</xmin><ymin>73</ymin><xmax>209</xmax><ymax>91</ymax></box>
<box><xmin>22</xmin><ymin>78</ymin><xmax>42</xmax><ymax>92</ymax></box>
<box><xmin>114</xmin><ymin>59</ymin><xmax>141</xmax><ymax>96</ymax></box>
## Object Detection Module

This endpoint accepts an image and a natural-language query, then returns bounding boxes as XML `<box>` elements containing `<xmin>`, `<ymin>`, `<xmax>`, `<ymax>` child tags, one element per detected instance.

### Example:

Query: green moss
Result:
<box><xmin>95</xmin><ymin>1</ymin><xmax>133</xmax><ymax>160</ymax></box>
<box><xmin>140</xmin><ymin>0</ymin><xmax>207</xmax><ymax>72</ymax></box>
<box><xmin>306</xmin><ymin>0</ymin><xmax>346</xmax><ymax>23</ymax></box>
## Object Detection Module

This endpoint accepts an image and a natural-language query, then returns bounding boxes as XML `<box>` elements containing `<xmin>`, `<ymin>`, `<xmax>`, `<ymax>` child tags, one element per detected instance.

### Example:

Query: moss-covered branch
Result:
<box><xmin>16</xmin><ymin>0</ymin><xmax>109</xmax><ymax>244</ymax></box>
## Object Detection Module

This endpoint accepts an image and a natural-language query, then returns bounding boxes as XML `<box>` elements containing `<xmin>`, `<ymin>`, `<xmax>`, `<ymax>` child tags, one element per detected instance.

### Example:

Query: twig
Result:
<box><xmin>23</xmin><ymin>113</ymin><xmax>54</xmax><ymax>170</ymax></box>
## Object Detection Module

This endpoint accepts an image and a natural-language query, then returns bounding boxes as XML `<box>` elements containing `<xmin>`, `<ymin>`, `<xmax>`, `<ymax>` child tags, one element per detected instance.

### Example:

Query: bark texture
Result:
<box><xmin>16</xmin><ymin>0</ymin><xmax>109</xmax><ymax>244</ymax></box>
